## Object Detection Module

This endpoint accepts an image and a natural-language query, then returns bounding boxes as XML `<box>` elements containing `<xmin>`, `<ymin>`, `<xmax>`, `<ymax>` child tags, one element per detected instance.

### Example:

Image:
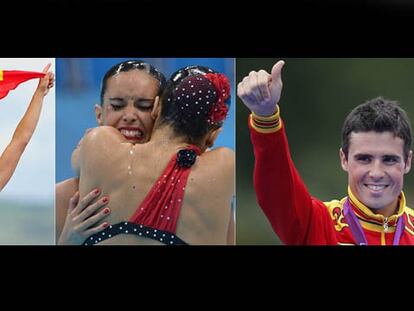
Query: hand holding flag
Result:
<box><xmin>0</xmin><ymin>63</ymin><xmax>54</xmax><ymax>100</ymax></box>
<box><xmin>36</xmin><ymin>63</ymin><xmax>55</xmax><ymax>97</ymax></box>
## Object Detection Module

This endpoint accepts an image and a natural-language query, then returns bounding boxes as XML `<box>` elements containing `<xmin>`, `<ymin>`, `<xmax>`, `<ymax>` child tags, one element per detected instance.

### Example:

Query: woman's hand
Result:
<box><xmin>36</xmin><ymin>63</ymin><xmax>55</xmax><ymax>97</ymax></box>
<box><xmin>58</xmin><ymin>188</ymin><xmax>111</xmax><ymax>245</ymax></box>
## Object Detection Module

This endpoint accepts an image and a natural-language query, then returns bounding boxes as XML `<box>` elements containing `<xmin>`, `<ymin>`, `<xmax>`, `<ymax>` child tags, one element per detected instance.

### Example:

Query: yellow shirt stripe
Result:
<box><xmin>250</xmin><ymin>106</ymin><xmax>282</xmax><ymax>134</ymax></box>
<box><xmin>0</xmin><ymin>70</ymin><xmax>3</xmax><ymax>81</ymax></box>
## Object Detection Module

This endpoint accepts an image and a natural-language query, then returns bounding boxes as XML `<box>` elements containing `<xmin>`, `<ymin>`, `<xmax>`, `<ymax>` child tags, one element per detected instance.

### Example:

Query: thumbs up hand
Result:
<box><xmin>237</xmin><ymin>60</ymin><xmax>285</xmax><ymax>117</ymax></box>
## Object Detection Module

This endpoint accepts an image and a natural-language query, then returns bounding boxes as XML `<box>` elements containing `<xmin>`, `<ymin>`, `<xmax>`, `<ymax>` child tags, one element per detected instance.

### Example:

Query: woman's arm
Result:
<box><xmin>55</xmin><ymin>177</ymin><xmax>80</xmax><ymax>241</ymax></box>
<box><xmin>0</xmin><ymin>64</ymin><xmax>54</xmax><ymax>191</ymax></box>
<box><xmin>58</xmin><ymin>188</ymin><xmax>111</xmax><ymax>245</ymax></box>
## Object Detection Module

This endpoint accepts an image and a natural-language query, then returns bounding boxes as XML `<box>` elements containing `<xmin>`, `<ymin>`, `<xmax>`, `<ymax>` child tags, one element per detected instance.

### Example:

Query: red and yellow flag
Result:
<box><xmin>0</xmin><ymin>70</ymin><xmax>45</xmax><ymax>100</ymax></box>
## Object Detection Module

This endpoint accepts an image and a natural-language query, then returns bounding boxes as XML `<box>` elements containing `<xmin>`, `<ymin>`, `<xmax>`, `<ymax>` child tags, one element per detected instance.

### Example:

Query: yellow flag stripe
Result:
<box><xmin>0</xmin><ymin>70</ymin><xmax>3</xmax><ymax>81</ymax></box>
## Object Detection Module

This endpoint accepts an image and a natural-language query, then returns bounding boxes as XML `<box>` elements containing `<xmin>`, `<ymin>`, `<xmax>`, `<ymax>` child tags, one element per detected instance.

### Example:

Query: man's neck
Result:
<box><xmin>369</xmin><ymin>199</ymin><xmax>399</xmax><ymax>218</ymax></box>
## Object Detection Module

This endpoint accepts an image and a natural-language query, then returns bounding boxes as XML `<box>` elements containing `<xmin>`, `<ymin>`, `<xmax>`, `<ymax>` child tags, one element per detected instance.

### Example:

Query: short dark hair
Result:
<box><xmin>100</xmin><ymin>60</ymin><xmax>166</xmax><ymax>104</ymax></box>
<box><xmin>158</xmin><ymin>65</ymin><xmax>231</xmax><ymax>145</ymax></box>
<box><xmin>341</xmin><ymin>97</ymin><xmax>412</xmax><ymax>160</ymax></box>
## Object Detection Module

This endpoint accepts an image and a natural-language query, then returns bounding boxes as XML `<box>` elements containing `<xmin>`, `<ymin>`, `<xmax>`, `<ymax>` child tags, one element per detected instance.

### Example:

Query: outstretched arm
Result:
<box><xmin>237</xmin><ymin>61</ymin><xmax>336</xmax><ymax>245</ymax></box>
<box><xmin>238</xmin><ymin>61</ymin><xmax>310</xmax><ymax>243</ymax></box>
<box><xmin>0</xmin><ymin>64</ymin><xmax>54</xmax><ymax>191</ymax></box>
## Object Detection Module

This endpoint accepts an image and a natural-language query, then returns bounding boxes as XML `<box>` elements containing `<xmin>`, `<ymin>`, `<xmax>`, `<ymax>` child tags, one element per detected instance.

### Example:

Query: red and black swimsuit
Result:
<box><xmin>83</xmin><ymin>146</ymin><xmax>201</xmax><ymax>246</ymax></box>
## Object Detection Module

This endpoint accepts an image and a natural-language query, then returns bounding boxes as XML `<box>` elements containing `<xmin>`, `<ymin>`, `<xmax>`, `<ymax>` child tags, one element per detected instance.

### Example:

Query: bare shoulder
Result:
<box><xmin>202</xmin><ymin>146</ymin><xmax>234</xmax><ymax>163</ymax></box>
<box><xmin>73</xmin><ymin>126</ymin><xmax>126</xmax><ymax>174</ymax></box>
<box><xmin>79</xmin><ymin>126</ymin><xmax>127</xmax><ymax>156</ymax></box>
<box><xmin>198</xmin><ymin>147</ymin><xmax>234</xmax><ymax>176</ymax></box>
<box><xmin>82</xmin><ymin>126</ymin><xmax>124</xmax><ymax>145</ymax></box>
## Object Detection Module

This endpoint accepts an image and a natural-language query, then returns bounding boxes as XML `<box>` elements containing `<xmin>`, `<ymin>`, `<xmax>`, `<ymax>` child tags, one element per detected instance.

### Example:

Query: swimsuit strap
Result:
<box><xmin>128</xmin><ymin>145</ymin><xmax>201</xmax><ymax>233</ymax></box>
<box><xmin>83</xmin><ymin>221</ymin><xmax>188</xmax><ymax>245</ymax></box>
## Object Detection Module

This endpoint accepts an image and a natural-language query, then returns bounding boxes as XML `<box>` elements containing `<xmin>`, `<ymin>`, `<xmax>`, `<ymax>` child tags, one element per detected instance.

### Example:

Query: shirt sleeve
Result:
<box><xmin>249</xmin><ymin>113</ymin><xmax>337</xmax><ymax>245</ymax></box>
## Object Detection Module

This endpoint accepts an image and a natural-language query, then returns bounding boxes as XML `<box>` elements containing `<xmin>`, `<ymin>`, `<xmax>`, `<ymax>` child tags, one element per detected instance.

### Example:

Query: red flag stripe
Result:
<box><xmin>0</xmin><ymin>70</ymin><xmax>45</xmax><ymax>100</ymax></box>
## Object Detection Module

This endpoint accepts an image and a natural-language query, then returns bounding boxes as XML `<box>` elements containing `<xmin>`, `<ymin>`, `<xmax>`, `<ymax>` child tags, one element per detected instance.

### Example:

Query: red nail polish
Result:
<box><xmin>94</xmin><ymin>188</ymin><xmax>100</xmax><ymax>195</ymax></box>
<box><xmin>102</xmin><ymin>196</ymin><xmax>109</xmax><ymax>203</ymax></box>
<box><xmin>103</xmin><ymin>222</ymin><xmax>109</xmax><ymax>228</ymax></box>
<box><xmin>104</xmin><ymin>208</ymin><xmax>110</xmax><ymax>214</ymax></box>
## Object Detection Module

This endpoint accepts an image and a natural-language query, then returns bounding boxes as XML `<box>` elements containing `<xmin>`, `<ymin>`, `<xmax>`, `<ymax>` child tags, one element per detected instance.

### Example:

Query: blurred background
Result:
<box><xmin>0</xmin><ymin>58</ymin><xmax>55</xmax><ymax>244</ymax></box>
<box><xmin>236</xmin><ymin>58</ymin><xmax>414</xmax><ymax>244</ymax></box>
<box><xmin>56</xmin><ymin>58</ymin><xmax>235</xmax><ymax>180</ymax></box>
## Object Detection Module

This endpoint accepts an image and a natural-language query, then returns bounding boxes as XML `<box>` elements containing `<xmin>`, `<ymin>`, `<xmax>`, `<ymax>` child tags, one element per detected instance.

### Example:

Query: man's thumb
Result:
<box><xmin>271</xmin><ymin>60</ymin><xmax>285</xmax><ymax>84</ymax></box>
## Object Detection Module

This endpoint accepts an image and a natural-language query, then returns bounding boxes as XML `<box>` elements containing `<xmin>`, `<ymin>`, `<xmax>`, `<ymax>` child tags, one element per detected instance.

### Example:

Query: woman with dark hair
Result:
<box><xmin>0</xmin><ymin>64</ymin><xmax>54</xmax><ymax>191</ymax></box>
<box><xmin>60</xmin><ymin>65</ymin><xmax>234</xmax><ymax>245</ymax></box>
<box><xmin>56</xmin><ymin>60</ymin><xmax>166</xmax><ymax>242</ymax></box>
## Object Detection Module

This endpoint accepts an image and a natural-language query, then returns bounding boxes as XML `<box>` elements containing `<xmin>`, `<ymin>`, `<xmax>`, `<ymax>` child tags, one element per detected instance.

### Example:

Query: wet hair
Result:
<box><xmin>341</xmin><ymin>96</ymin><xmax>412</xmax><ymax>161</ymax></box>
<box><xmin>100</xmin><ymin>60</ymin><xmax>166</xmax><ymax>104</ymax></box>
<box><xmin>158</xmin><ymin>65</ymin><xmax>231</xmax><ymax>145</ymax></box>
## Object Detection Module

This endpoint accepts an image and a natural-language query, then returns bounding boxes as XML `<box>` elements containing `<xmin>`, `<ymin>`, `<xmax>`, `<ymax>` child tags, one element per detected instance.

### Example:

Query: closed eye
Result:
<box><xmin>110</xmin><ymin>103</ymin><xmax>125</xmax><ymax>111</ymax></box>
<box><xmin>135</xmin><ymin>99</ymin><xmax>154</xmax><ymax>111</ymax></box>
<box><xmin>108</xmin><ymin>98</ymin><xmax>126</xmax><ymax>111</ymax></box>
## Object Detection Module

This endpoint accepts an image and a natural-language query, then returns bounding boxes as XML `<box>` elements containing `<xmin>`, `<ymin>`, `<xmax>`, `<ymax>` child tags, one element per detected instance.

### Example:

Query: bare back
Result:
<box><xmin>76</xmin><ymin>126</ymin><xmax>234</xmax><ymax>245</ymax></box>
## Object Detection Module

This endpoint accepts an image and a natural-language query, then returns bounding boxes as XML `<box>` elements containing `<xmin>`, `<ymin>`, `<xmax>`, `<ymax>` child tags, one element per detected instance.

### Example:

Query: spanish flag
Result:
<box><xmin>0</xmin><ymin>70</ymin><xmax>45</xmax><ymax>100</ymax></box>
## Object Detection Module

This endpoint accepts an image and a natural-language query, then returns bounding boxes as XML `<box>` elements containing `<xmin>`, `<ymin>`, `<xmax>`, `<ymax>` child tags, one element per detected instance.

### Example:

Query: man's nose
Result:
<box><xmin>369</xmin><ymin>160</ymin><xmax>385</xmax><ymax>179</ymax></box>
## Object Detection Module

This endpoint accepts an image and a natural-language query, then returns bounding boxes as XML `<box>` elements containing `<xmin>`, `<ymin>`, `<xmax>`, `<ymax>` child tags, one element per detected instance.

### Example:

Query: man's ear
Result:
<box><xmin>95</xmin><ymin>104</ymin><xmax>104</xmax><ymax>126</ymax></box>
<box><xmin>339</xmin><ymin>148</ymin><xmax>349</xmax><ymax>172</ymax></box>
<box><xmin>405</xmin><ymin>150</ymin><xmax>412</xmax><ymax>174</ymax></box>
<box><xmin>151</xmin><ymin>96</ymin><xmax>161</xmax><ymax>121</ymax></box>
<box><xmin>206</xmin><ymin>127</ymin><xmax>222</xmax><ymax>149</ymax></box>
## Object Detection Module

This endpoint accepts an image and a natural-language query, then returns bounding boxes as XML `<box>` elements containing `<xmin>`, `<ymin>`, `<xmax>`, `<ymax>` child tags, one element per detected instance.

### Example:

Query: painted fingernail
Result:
<box><xmin>103</xmin><ymin>222</ymin><xmax>109</xmax><ymax>228</ymax></box>
<box><xmin>94</xmin><ymin>188</ymin><xmax>100</xmax><ymax>195</ymax></box>
<box><xmin>102</xmin><ymin>196</ymin><xmax>109</xmax><ymax>203</ymax></box>
<box><xmin>103</xmin><ymin>208</ymin><xmax>110</xmax><ymax>214</ymax></box>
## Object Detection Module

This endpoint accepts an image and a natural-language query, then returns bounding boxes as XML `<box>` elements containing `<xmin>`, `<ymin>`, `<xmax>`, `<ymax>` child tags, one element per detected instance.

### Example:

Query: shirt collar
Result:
<box><xmin>347</xmin><ymin>186</ymin><xmax>405</xmax><ymax>226</ymax></box>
